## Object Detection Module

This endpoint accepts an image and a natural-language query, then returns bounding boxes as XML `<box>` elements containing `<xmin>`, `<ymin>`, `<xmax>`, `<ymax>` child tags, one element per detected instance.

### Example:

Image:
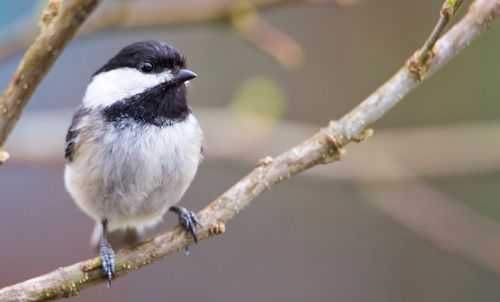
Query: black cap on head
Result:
<box><xmin>93</xmin><ymin>40</ymin><xmax>186</xmax><ymax>76</ymax></box>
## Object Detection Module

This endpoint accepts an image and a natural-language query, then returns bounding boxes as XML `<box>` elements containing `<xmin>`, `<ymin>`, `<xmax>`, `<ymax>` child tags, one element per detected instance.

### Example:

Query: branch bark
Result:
<box><xmin>0</xmin><ymin>0</ymin><xmax>102</xmax><ymax>164</ymax></box>
<box><xmin>1</xmin><ymin>0</ymin><xmax>499</xmax><ymax>301</ymax></box>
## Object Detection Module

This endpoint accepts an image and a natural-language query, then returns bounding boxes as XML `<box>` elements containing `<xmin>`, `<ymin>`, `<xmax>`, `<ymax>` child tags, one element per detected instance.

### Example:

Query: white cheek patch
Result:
<box><xmin>83</xmin><ymin>68</ymin><xmax>173</xmax><ymax>108</ymax></box>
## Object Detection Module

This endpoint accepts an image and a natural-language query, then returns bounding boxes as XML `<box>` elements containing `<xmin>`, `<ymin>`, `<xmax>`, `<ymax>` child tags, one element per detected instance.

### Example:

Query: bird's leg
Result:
<box><xmin>99</xmin><ymin>219</ymin><xmax>116</xmax><ymax>287</ymax></box>
<box><xmin>169</xmin><ymin>206</ymin><xmax>202</xmax><ymax>246</ymax></box>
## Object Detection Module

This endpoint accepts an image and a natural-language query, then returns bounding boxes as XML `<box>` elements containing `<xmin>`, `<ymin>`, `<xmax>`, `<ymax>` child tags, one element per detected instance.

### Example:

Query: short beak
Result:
<box><xmin>173</xmin><ymin>69</ymin><xmax>197</xmax><ymax>84</ymax></box>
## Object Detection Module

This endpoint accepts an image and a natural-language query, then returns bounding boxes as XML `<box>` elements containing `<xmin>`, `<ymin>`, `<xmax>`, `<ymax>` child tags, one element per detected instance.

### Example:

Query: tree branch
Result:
<box><xmin>1</xmin><ymin>0</ymin><xmax>498</xmax><ymax>300</ymax></box>
<box><xmin>0</xmin><ymin>0</ymin><xmax>102</xmax><ymax>164</ymax></box>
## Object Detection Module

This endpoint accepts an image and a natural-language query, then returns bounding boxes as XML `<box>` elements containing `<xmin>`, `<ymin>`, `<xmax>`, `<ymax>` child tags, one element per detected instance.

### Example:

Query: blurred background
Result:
<box><xmin>2</xmin><ymin>0</ymin><xmax>500</xmax><ymax>301</ymax></box>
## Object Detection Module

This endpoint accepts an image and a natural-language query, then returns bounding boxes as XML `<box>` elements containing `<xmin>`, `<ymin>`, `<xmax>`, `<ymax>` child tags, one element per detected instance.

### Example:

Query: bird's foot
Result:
<box><xmin>170</xmin><ymin>206</ymin><xmax>202</xmax><ymax>243</ymax></box>
<box><xmin>99</xmin><ymin>238</ymin><xmax>116</xmax><ymax>287</ymax></box>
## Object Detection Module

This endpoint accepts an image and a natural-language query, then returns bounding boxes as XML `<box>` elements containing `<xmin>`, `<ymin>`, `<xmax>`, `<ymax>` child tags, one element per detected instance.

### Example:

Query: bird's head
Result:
<box><xmin>83</xmin><ymin>40</ymin><xmax>197</xmax><ymax>109</ymax></box>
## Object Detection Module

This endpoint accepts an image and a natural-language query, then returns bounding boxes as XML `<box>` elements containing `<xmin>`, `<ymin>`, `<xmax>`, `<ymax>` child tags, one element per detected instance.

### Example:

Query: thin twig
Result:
<box><xmin>334</xmin><ymin>0</ymin><xmax>499</xmax><ymax>141</ymax></box>
<box><xmin>417</xmin><ymin>0</ymin><xmax>466</xmax><ymax>63</ymax></box>
<box><xmin>0</xmin><ymin>0</ymin><xmax>498</xmax><ymax>301</ymax></box>
<box><xmin>408</xmin><ymin>0</ymin><xmax>466</xmax><ymax>78</ymax></box>
<box><xmin>0</xmin><ymin>0</ymin><xmax>102</xmax><ymax>164</ymax></box>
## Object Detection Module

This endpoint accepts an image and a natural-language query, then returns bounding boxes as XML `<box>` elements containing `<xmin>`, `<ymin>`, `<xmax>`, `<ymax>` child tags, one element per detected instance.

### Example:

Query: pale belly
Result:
<box><xmin>65</xmin><ymin>115</ymin><xmax>203</xmax><ymax>230</ymax></box>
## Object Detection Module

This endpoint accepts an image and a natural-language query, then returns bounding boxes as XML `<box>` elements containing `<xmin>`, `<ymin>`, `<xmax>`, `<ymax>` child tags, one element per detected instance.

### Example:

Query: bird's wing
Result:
<box><xmin>65</xmin><ymin>106</ymin><xmax>89</xmax><ymax>162</ymax></box>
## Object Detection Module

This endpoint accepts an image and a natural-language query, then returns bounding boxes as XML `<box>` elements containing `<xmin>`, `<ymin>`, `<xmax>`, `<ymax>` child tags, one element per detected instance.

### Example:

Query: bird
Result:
<box><xmin>64</xmin><ymin>40</ymin><xmax>204</xmax><ymax>285</ymax></box>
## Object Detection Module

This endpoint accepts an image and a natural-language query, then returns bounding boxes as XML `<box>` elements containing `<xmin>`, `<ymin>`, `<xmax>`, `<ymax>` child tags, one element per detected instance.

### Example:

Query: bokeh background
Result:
<box><xmin>2</xmin><ymin>0</ymin><xmax>500</xmax><ymax>301</ymax></box>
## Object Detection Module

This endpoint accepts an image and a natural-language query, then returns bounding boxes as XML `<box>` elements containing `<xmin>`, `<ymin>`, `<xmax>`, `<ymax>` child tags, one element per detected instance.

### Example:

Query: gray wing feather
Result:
<box><xmin>65</xmin><ymin>107</ymin><xmax>89</xmax><ymax>162</ymax></box>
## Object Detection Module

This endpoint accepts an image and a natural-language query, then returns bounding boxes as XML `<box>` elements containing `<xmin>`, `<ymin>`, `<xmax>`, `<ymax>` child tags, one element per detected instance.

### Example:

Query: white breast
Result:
<box><xmin>64</xmin><ymin>113</ymin><xmax>203</xmax><ymax>231</ymax></box>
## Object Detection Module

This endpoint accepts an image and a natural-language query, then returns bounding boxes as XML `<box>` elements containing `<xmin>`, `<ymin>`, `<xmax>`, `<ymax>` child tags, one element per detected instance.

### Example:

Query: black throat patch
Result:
<box><xmin>102</xmin><ymin>83</ymin><xmax>191</xmax><ymax>127</ymax></box>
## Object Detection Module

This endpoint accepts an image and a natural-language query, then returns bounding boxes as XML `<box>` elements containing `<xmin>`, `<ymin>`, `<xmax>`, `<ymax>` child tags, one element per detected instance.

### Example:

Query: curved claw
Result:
<box><xmin>99</xmin><ymin>239</ymin><xmax>116</xmax><ymax>287</ymax></box>
<box><xmin>170</xmin><ymin>206</ymin><xmax>202</xmax><ymax>243</ymax></box>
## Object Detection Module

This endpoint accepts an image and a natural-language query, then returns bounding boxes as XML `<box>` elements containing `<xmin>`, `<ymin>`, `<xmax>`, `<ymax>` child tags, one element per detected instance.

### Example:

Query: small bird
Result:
<box><xmin>64</xmin><ymin>41</ymin><xmax>204</xmax><ymax>285</ymax></box>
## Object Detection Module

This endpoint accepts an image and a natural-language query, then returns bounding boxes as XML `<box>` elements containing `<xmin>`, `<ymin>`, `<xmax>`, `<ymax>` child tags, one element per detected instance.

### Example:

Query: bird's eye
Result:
<box><xmin>139</xmin><ymin>61</ymin><xmax>154</xmax><ymax>73</ymax></box>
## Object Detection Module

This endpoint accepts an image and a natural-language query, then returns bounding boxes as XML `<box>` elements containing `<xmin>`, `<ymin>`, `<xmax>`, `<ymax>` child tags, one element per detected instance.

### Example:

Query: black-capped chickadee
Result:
<box><xmin>64</xmin><ymin>41</ymin><xmax>204</xmax><ymax>285</ymax></box>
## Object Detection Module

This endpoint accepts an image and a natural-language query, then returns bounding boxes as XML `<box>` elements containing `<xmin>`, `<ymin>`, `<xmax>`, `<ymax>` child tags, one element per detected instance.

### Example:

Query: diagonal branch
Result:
<box><xmin>1</xmin><ymin>0</ymin><xmax>498</xmax><ymax>301</ymax></box>
<box><xmin>0</xmin><ymin>0</ymin><xmax>102</xmax><ymax>164</ymax></box>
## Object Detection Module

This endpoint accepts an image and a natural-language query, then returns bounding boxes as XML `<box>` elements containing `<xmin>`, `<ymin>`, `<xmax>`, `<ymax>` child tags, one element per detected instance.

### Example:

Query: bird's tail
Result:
<box><xmin>90</xmin><ymin>223</ymin><xmax>143</xmax><ymax>250</ymax></box>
